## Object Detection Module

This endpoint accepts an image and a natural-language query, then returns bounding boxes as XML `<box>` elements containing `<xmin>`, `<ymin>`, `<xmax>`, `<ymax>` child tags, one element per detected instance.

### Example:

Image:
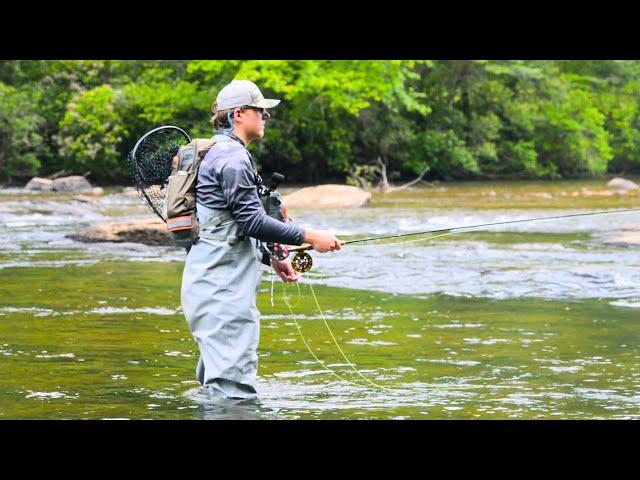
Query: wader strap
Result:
<box><xmin>197</xmin><ymin>208</ymin><xmax>243</xmax><ymax>244</ymax></box>
<box><xmin>199</xmin><ymin>210</ymin><xmax>233</xmax><ymax>230</ymax></box>
<box><xmin>199</xmin><ymin>231</ymin><xmax>243</xmax><ymax>244</ymax></box>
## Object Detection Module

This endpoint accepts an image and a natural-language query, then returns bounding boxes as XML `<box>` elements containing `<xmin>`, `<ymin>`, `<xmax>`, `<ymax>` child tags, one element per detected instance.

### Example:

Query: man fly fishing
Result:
<box><xmin>180</xmin><ymin>80</ymin><xmax>342</xmax><ymax>401</ymax></box>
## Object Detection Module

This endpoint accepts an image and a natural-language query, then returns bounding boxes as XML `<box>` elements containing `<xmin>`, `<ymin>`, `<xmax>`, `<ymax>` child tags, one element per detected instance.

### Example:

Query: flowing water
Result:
<box><xmin>0</xmin><ymin>180</ymin><xmax>639</xmax><ymax>419</ymax></box>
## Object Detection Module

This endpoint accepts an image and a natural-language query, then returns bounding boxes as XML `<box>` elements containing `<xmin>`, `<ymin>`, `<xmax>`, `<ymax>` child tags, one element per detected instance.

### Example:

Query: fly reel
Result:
<box><xmin>291</xmin><ymin>251</ymin><xmax>313</xmax><ymax>273</ymax></box>
<box><xmin>268</xmin><ymin>243</ymin><xmax>290</xmax><ymax>261</ymax></box>
<box><xmin>268</xmin><ymin>243</ymin><xmax>314</xmax><ymax>273</ymax></box>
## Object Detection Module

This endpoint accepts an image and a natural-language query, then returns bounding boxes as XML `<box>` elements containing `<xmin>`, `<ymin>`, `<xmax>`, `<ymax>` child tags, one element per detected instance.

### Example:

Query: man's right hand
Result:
<box><xmin>303</xmin><ymin>228</ymin><xmax>342</xmax><ymax>253</ymax></box>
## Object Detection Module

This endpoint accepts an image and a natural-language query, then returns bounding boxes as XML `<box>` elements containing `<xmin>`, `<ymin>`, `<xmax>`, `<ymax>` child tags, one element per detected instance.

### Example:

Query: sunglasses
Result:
<box><xmin>242</xmin><ymin>106</ymin><xmax>271</xmax><ymax>120</ymax></box>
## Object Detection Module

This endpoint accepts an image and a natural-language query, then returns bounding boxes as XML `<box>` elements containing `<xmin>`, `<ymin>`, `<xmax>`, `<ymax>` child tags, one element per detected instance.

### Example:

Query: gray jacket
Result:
<box><xmin>196</xmin><ymin>134</ymin><xmax>305</xmax><ymax>245</ymax></box>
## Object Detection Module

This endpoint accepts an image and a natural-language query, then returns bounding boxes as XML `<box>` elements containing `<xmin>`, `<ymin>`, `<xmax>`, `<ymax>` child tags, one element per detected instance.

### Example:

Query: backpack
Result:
<box><xmin>164</xmin><ymin>138</ymin><xmax>216</xmax><ymax>247</ymax></box>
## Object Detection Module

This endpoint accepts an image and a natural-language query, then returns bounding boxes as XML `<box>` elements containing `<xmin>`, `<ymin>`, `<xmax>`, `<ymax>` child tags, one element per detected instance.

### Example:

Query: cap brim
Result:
<box><xmin>252</xmin><ymin>98</ymin><xmax>280</xmax><ymax>109</ymax></box>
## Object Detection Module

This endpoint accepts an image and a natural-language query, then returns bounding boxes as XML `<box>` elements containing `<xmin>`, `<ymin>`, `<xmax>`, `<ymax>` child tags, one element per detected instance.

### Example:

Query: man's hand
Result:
<box><xmin>271</xmin><ymin>258</ymin><xmax>301</xmax><ymax>283</ymax></box>
<box><xmin>303</xmin><ymin>228</ymin><xmax>342</xmax><ymax>253</ymax></box>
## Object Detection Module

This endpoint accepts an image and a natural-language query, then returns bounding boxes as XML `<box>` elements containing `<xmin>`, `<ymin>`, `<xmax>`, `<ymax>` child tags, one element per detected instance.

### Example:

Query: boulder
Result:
<box><xmin>607</xmin><ymin>177</ymin><xmax>640</xmax><ymax>191</ymax></box>
<box><xmin>68</xmin><ymin>219</ymin><xmax>172</xmax><ymax>246</ymax></box>
<box><xmin>90</xmin><ymin>187</ymin><xmax>104</xmax><ymax>196</ymax></box>
<box><xmin>24</xmin><ymin>177</ymin><xmax>54</xmax><ymax>192</ymax></box>
<box><xmin>283</xmin><ymin>184</ymin><xmax>372</xmax><ymax>209</ymax></box>
<box><xmin>52</xmin><ymin>175</ymin><xmax>92</xmax><ymax>192</ymax></box>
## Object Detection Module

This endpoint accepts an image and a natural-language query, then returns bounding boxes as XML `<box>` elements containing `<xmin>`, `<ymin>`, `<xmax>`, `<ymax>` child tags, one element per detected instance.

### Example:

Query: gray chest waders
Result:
<box><xmin>181</xmin><ymin>203</ymin><xmax>263</xmax><ymax>399</ymax></box>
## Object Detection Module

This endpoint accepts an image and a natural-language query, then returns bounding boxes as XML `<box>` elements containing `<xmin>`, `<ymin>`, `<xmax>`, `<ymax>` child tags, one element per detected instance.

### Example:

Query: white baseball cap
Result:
<box><xmin>214</xmin><ymin>79</ymin><xmax>281</xmax><ymax>112</ymax></box>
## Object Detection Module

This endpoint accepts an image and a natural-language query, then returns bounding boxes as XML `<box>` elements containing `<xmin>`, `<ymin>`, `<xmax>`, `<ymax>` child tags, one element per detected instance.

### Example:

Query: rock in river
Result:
<box><xmin>52</xmin><ymin>176</ymin><xmax>93</xmax><ymax>192</ymax></box>
<box><xmin>607</xmin><ymin>177</ymin><xmax>639</xmax><ymax>191</ymax></box>
<box><xmin>283</xmin><ymin>184</ymin><xmax>371</xmax><ymax>209</ymax></box>
<box><xmin>69</xmin><ymin>219</ymin><xmax>172</xmax><ymax>246</ymax></box>
<box><xmin>24</xmin><ymin>177</ymin><xmax>54</xmax><ymax>192</ymax></box>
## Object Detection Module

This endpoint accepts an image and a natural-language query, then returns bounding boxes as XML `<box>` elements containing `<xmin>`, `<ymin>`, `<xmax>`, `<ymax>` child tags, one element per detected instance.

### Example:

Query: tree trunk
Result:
<box><xmin>376</xmin><ymin>157</ymin><xmax>391</xmax><ymax>192</ymax></box>
<box><xmin>385</xmin><ymin>166</ymin><xmax>431</xmax><ymax>193</ymax></box>
<box><xmin>48</xmin><ymin>170</ymin><xmax>69</xmax><ymax>180</ymax></box>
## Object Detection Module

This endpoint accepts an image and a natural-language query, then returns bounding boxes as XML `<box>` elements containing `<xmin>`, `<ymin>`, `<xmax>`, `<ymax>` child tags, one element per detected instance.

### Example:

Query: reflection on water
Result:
<box><xmin>184</xmin><ymin>388</ymin><xmax>265</xmax><ymax>420</ymax></box>
<box><xmin>1</xmin><ymin>278</ymin><xmax>639</xmax><ymax>419</ymax></box>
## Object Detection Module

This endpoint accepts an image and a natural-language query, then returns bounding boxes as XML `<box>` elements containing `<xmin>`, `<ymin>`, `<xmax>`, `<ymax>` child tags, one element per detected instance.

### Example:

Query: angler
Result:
<box><xmin>179</xmin><ymin>80</ymin><xmax>342</xmax><ymax>401</ymax></box>
<box><xmin>128</xmin><ymin>107</ymin><xmax>640</xmax><ymax>396</ymax></box>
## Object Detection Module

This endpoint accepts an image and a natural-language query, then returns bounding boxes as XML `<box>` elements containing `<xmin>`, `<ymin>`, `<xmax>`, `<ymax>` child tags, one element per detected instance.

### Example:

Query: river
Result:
<box><xmin>0</xmin><ymin>180</ymin><xmax>639</xmax><ymax>419</ymax></box>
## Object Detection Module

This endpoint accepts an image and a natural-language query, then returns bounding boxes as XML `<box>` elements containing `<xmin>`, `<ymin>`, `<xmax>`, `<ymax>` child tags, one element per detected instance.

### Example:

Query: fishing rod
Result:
<box><xmin>286</xmin><ymin>207</ymin><xmax>640</xmax><ymax>272</ymax></box>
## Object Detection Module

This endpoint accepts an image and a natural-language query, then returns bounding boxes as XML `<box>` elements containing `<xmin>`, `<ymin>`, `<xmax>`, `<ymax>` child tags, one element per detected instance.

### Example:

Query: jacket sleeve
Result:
<box><xmin>219</xmin><ymin>151</ymin><xmax>305</xmax><ymax>245</ymax></box>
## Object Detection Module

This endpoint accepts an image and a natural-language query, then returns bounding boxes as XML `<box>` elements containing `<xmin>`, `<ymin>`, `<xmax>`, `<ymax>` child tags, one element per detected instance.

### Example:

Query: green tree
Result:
<box><xmin>535</xmin><ymin>76</ymin><xmax>612</xmax><ymax>177</ymax></box>
<box><xmin>56</xmin><ymin>85</ymin><xmax>128</xmax><ymax>182</ymax></box>
<box><xmin>0</xmin><ymin>82</ymin><xmax>45</xmax><ymax>182</ymax></box>
<box><xmin>1</xmin><ymin>60</ymin><xmax>640</xmax><ymax>185</ymax></box>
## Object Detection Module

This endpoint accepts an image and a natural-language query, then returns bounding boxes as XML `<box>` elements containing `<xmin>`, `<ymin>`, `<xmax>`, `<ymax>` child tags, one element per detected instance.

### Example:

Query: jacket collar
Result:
<box><xmin>214</xmin><ymin>130</ymin><xmax>246</xmax><ymax>147</ymax></box>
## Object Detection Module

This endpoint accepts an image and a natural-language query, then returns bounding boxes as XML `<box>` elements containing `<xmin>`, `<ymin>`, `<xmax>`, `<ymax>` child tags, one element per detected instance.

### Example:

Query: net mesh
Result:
<box><xmin>127</xmin><ymin>126</ymin><xmax>190</xmax><ymax>221</ymax></box>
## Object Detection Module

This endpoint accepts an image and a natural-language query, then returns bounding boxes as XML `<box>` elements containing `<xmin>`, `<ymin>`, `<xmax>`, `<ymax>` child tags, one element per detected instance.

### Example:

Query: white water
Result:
<box><xmin>1</xmin><ymin>188</ymin><xmax>638</xmax><ymax>303</ymax></box>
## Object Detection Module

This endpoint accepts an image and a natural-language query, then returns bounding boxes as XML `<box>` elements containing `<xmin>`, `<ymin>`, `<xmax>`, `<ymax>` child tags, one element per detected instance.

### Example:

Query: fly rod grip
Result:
<box><xmin>289</xmin><ymin>244</ymin><xmax>313</xmax><ymax>253</ymax></box>
<box><xmin>289</xmin><ymin>241</ymin><xmax>345</xmax><ymax>253</ymax></box>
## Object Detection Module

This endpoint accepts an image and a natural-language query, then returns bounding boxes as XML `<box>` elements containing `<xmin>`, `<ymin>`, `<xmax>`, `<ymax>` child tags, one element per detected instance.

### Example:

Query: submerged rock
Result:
<box><xmin>283</xmin><ymin>184</ymin><xmax>371</xmax><ymax>209</ymax></box>
<box><xmin>570</xmin><ymin>188</ymin><xmax>635</xmax><ymax>197</ymax></box>
<box><xmin>72</xmin><ymin>195</ymin><xmax>98</xmax><ymax>204</ymax></box>
<box><xmin>24</xmin><ymin>177</ymin><xmax>54</xmax><ymax>192</ymax></box>
<box><xmin>69</xmin><ymin>219</ymin><xmax>172</xmax><ymax>246</ymax></box>
<box><xmin>579</xmin><ymin>188</ymin><xmax>617</xmax><ymax>197</ymax></box>
<box><xmin>603</xmin><ymin>231</ymin><xmax>640</xmax><ymax>246</ymax></box>
<box><xmin>529</xmin><ymin>192</ymin><xmax>553</xmax><ymax>199</ymax></box>
<box><xmin>607</xmin><ymin>177</ymin><xmax>640</xmax><ymax>191</ymax></box>
<box><xmin>52</xmin><ymin>176</ymin><xmax>92</xmax><ymax>192</ymax></box>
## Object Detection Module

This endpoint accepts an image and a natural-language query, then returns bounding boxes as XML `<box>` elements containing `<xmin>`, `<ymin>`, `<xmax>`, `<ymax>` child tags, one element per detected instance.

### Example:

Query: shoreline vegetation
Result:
<box><xmin>3</xmin><ymin>60</ymin><xmax>640</xmax><ymax>187</ymax></box>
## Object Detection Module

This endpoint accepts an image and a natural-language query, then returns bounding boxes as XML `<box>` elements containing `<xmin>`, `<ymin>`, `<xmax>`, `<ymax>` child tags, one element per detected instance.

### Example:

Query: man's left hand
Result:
<box><xmin>271</xmin><ymin>258</ymin><xmax>301</xmax><ymax>283</ymax></box>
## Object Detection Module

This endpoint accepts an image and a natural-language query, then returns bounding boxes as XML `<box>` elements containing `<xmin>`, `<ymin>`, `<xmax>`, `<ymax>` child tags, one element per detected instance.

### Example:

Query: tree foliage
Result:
<box><xmin>1</xmin><ymin>60</ymin><xmax>639</xmax><ymax>185</ymax></box>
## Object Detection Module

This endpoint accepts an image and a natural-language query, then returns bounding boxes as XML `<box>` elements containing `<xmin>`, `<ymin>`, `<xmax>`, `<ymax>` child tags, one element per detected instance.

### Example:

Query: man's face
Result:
<box><xmin>236</xmin><ymin>106</ymin><xmax>271</xmax><ymax>141</ymax></box>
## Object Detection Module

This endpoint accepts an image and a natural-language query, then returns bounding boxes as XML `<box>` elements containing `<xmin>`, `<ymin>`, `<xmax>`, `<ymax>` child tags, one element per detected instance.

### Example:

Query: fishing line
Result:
<box><xmin>280</xmin><ymin>281</ymin><xmax>369</xmax><ymax>389</ymax></box>
<box><xmin>305</xmin><ymin>282</ymin><xmax>401</xmax><ymax>392</ymax></box>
